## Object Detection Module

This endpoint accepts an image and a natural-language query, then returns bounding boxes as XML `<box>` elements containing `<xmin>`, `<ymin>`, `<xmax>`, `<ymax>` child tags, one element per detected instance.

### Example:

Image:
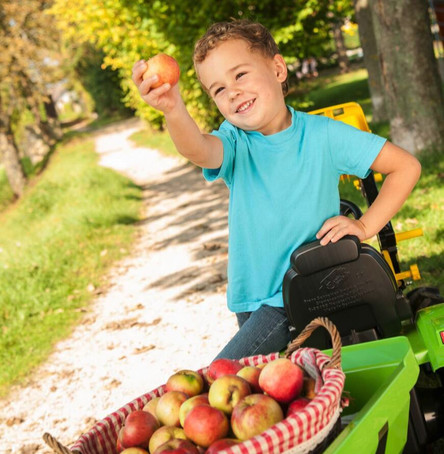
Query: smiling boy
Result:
<box><xmin>132</xmin><ymin>20</ymin><xmax>421</xmax><ymax>359</ymax></box>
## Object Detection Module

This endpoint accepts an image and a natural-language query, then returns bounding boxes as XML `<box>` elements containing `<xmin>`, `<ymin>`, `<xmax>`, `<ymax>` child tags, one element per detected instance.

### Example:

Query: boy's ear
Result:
<box><xmin>273</xmin><ymin>54</ymin><xmax>288</xmax><ymax>83</ymax></box>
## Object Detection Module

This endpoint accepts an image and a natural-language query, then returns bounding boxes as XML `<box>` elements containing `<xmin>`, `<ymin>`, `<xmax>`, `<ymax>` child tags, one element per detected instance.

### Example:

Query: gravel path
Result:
<box><xmin>0</xmin><ymin>118</ymin><xmax>237</xmax><ymax>454</ymax></box>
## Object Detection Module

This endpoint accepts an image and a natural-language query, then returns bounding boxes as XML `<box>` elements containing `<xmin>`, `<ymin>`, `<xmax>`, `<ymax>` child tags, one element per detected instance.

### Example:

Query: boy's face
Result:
<box><xmin>196</xmin><ymin>39</ymin><xmax>289</xmax><ymax>135</ymax></box>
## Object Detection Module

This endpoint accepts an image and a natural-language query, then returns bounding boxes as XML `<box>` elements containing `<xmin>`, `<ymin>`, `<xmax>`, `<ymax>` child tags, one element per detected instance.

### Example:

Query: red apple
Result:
<box><xmin>206</xmin><ymin>358</ymin><xmax>243</xmax><ymax>385</ymax></box>
<box><xmin>153</xmin><ymin>438</ymin><xmax>199</xmax><ymax>454</ymax></box>
<box><xmin>149</xmin><ymin>426</ymin><xmax>188</xmax><ymax>454</ymax></box>
<box><xmin>179</xmin><ymin>393</ymin><xmax>209</xmax><ymax>427</ymax></box>
<box><xmin>166</xmin><ymin>370</ymin><xmax>204</xmax><ymax>397</ymax></box>
<box><xmin>258</xmin><ymin>358</ymin><xmax>304</xmax><ymax>403</ymax></box>
<box><xmin>208</xmin><ymin>374</ymin><xmax>251</xmax><ymax>415</ymax></box>
<box><xmin>121</xmin><ymin>449</ymin><xmax>149</xmax><ymax>454</ymax></box>
<box><xmin>121</xmin><ymin>410</ymin><xmax>159</xmax><ymax>449</ymax></box>
<box><xmin>143</xmin><ymin>397</ymin><xmax>160</xmax><ymax>423</ymax></box>
<box><xmin>231</xmin><ymin>393</ymin><xmax>284</xmax><ymax>441</ymax></box>
<box><xmin>205</xmin><ymin>438</ymin><xmax>240</xmax><ymax>454</ymax></box>
<box><xmin>286</xmin><ymin>397</ymin><xmax>310</xmax><ymax>417</ymax></box>
<box><xmin>237</xmin><ymin>366</ymin><xmax>262</xmax><ymax>393</ymax></box>
<box><xmin>183</xmin><ymin>404</ymin><xmax>229</xmax><ymax>447</ymax></box>
<box><xmin>156</xmin><ymin>391</ymin><xmax>189</xmax><ymax>427</ymax></box>
<box><xmin>142</xmin><ymin>54</ymin><xmax>180</xmax><ymax>88</ymax></box>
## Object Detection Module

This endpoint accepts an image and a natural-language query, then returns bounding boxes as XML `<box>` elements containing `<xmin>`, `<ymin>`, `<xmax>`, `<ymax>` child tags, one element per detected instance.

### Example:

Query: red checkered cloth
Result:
<box><xmin>70</xmin><ymin>348</ymin><xmax>345</xmax><ymax>454</ymax></box>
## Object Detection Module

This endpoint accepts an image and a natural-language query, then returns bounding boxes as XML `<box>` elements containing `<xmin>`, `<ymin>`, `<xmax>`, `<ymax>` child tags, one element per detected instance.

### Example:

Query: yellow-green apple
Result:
<box><xmin>143</xmin><ymin>397</ymin><xmax>160</xmax><ymax>422</ymax></box>
<box><xmin>153</xmin><ymin>438</ymin><xmax>199</xmax><ymax>454</ymax></box>
<box><xmin>166</xmin><ymin>370</ymin><xmax>204</xmax><ymax>397</ymax></box>
<box><xmin>231</xmin><ymin>394</ymin><xmax>284</xmax><ymax>441</ymax></box>
<box><xmin>179</xmin><ymin>393</ymin><xmax>209</xmax><ymax>427</ymax></box>
<box><xmin>156</xmin><ymin>391</ymin><xmax>189</xmax><ymax>427</ymax></box>
<box><xmin>237</xmin><ymin>366</ymin><xmax>262</xmax><ymax>393</ymax></box>
<box><xmin>205</xmin><ymin>438</ymin><xmax>240</xmax><ymax>454</ymax></box>
<box><xmin>121</xmin><ymin>448</ymin><xmax>149</xmax><ymax>454</ymax></box>
<box><xmin>208</xmin><ymin>375</ymin><xmax>251</xmax><ymax>415</ymax></box>
<box><xmin>121</xmin><ymin>410</ymin><xmax>159</xmax><ymax>449</ymax></box>
<box><xmin>183</xmin><ymin>404</ymin><xmax>229</xmax><ymax>447</ymax></box>
<box><xmin>149</xmin><ymin>426</ymin><xmax>188</xmax><ymax>454</ymax></box>
<box><xmin>206</xmin><ymin>358</ymin><xmax>243</xmax><ymax>384</ymax></box>
<box><xmin>286</xmin><ymin>397</ymin><xmax>310</xmax><ymax>417</ymax></box>
<box><xmin>142</xmin><ymin>54</ymin><xmax>180</xmax><ymax>88</ymax></box>
<box><xmin>258</xmin><ymin>358</ymin><xmax>304</xmax><ymax>403</ymax></box>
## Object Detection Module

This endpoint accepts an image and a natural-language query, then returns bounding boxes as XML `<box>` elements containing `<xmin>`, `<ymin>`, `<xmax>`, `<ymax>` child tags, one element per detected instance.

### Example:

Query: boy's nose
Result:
<box><xmin>228</xmin><ymin>87</ymin><xmax>241</xmax><ymax>100</ymax></box>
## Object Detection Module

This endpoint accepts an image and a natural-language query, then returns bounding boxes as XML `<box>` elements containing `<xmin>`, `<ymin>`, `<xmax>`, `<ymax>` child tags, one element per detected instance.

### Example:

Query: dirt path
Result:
<box><xmin>0</xmin><ymin>118</ymin><xmax>237</xmax><ymax>454</ymax></box>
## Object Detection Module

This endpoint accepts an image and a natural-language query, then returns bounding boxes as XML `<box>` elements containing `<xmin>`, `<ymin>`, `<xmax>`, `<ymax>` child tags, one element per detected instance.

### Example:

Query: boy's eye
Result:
<box><xmin>214</xmin><ymin>87</ymin><xmax>224</xmax><ymax>96</ymax></box>
<box><xmin>236</xmin><ymin>72</ymin><xmax>246</xmax><ymax>80</ymax></box>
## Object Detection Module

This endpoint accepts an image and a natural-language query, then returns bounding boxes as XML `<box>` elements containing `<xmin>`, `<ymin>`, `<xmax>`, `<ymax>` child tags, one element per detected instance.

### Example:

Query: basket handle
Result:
<box><xmin>284</xmin><ymin>317</ymin><xmax>342</xmax><ymax>369</ymax></box>
<box><xmin>43</xmin><ymin>432</ymin><xmax>79</xmax><ymax>454</ymax></box>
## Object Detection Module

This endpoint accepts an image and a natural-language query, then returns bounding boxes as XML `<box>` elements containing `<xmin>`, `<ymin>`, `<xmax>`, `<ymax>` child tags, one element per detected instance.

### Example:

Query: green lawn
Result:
<box><xmin>0</xmin><ymin>136</ymin><xmax>142</xmax><ymax>396</ymax></box>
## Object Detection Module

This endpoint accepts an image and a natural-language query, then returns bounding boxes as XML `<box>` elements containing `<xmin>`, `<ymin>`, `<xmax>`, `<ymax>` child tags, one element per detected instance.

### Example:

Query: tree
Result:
<box><xmin>354</xmin><ymin>0</ymin><xmax>387</xmax><ymax>122</ymax></box>
<box><xmin>0</xmin><ymin>0</ymin><xmax>63</xmax><ymax>196</ymax></box>
<box><xmin>370</xmin><ymin>0</ymin><xmax>444</xmax><ymax>153</ymax></box>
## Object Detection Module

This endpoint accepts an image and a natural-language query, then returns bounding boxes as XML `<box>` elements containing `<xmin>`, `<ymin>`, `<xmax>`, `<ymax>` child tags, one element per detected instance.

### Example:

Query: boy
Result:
<box><xmin>132</xmin><ymin>20</ymin><xmax>421</xmax><ymax>360</ymax></box>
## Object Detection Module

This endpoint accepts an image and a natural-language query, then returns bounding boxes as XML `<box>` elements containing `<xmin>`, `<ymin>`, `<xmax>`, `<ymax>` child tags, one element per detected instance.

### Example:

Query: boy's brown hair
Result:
<box><xmin>193</xmin><ymin>20</ymin><xmax>288</xmax><ymax>95</ymax></box>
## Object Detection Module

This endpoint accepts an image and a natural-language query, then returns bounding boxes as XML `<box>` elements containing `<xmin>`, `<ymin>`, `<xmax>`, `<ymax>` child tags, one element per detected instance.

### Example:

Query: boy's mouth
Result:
<box><xmin>236</xmin><ymin>99</ymin><xmax>255</xmax><ymax>113</ymax></box>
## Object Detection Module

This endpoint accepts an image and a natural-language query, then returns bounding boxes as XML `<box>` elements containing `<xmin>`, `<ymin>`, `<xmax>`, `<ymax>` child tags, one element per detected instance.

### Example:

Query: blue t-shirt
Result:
<box><xmin>203</xmin><ymin>106</ymin><xmax>386</xmax><ymax>313</ymax></box>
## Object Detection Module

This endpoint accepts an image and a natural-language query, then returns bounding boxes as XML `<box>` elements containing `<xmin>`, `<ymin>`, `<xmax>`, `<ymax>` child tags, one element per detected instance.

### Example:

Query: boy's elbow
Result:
<box><xmin>411</xmin><ymin>155</ymin><xmax>422</xmax><ymax>183</ymax></box>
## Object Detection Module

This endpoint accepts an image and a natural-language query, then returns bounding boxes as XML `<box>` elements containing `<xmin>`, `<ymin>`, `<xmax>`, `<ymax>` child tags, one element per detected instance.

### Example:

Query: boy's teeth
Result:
<box><xmin>238</xmin><ymin>100</ymin><xmax>253</xmax><ymax>112</ymax></box>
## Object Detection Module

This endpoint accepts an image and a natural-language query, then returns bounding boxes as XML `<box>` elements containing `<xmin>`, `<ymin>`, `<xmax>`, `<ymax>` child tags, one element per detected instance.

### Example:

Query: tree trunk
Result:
<box><xmin>332</xmin><ymin>21</ymin><xmax>350</xmax><ymax>73</ymax></box>
<box><xmin>371</xmin><ymin>0</ymin><xmax>444</xmax><ymax>154</ymax></box>
<box><xmin>354</xmin><ymin>0</ymin><xmax>388</xmax><ymax>122</ymax></box>
<box><xmin>0</xmin><ymin>124</ymin><xmax>26</xmax><ymax>198</ymax></box>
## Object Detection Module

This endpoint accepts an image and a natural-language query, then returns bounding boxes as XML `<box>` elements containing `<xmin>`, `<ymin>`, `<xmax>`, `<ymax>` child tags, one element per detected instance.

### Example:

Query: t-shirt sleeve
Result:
<box><xmin>327</xmin><ymin>118</ymin><xmax>387</xmax><ymax>179</ymax></box>
<box><xmin>202</xmin><ymin>122</ymin><xmax>236</xmax><ymax>186</ymax></box>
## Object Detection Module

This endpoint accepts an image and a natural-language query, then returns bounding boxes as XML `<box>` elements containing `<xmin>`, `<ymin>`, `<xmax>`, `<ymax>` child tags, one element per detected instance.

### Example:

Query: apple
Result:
<box><xmin>286</xmin><ymin>397</ymin><xmax>310</xmax><ymax>417</ymax></box>
<box><xmin>183</xmin><ymin>404</ymin><xmax>229</xmax><ymax>447</ymax></box>
<box><xmin>121</xmin><ymin>449</ymin><xmax>149</xmax><ymax>454</ymax></box>
<box><xmin>206</xmin><ymin>358</ymin><xmax>243</xmax><ymax>384</ymax></box>
<box><xmin>205</xmin><ymin>438</ymin><xmax>240</xmax><ymax>454</ymax></box>
<box><xmin>153</xmin><ymin>438</ymin><xmax>199</xmax><ymax>454</ymax></box>
<box><xmin>142</xmin><ymin>54</ymin><xmax>180</xmax><ymax>88</ymax></box>
<box><xmin>166</xmin><ymin>370</ymin><xmax>204</xmax><ymax>397</ymax></box>
<box><xmin>121</xmin><ymin>410</ymin><xmax>159</xmax><ymax>449</ymax></box>
<box><xmin>302</xmin><ymin>376</ymin><xmax>317</xmax><ymax>399</ymax></box>
<box><xmin>179</xmin><ymin>393</ymin><xmax>209</xmax><ymax>427</ymax></box>
<box><xmin>149</xmin><ymin>426</ymin><xmax>188</xmax><ymax>454</ymax></box>
<box><xmin>143</xmin><ymin>397</ymin><xmax>160</xmax><ymax>422</ymax></box>
<box><xmin>156</xmin><ymin>391</ymin><xmax>189</xmax><ymax>427</ymax></box>
<box><xmin>237</xmin><ymin>366</ymin><xmax>262</xmax><ymax>393</ymax></box>
<box><xmin>258</xmin><ymin>358</ymin><xmax>304</xmax><ymax>403</ymax></box>
<box><xmin>231</xmin><ymin>393</ymin><xmax>284</xmax><ymax>441</ymax></box>
<box><xmin>117</xmin><ymin>427</ymin><xmax>125</xmax><ymax>453</ymax></box>
<box><xmin>208</xmin><ymin>374</ymin><xmax>251</xmax><ymax>415</ymax></box>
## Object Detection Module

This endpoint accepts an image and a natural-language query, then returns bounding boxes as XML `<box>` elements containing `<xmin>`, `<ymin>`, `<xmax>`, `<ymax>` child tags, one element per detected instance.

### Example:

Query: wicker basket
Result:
<box><xmin>44</xmin><ymin>317</ymin><xmax>345</xmax><ymax>454</ymax></box>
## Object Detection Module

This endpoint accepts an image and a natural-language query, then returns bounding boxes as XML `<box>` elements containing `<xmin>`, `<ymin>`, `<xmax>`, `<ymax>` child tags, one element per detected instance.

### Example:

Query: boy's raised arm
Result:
<box><xmin>132</xmin><ymin>60</ymin><xmax>223</xmax><ymax>169</ymax></box>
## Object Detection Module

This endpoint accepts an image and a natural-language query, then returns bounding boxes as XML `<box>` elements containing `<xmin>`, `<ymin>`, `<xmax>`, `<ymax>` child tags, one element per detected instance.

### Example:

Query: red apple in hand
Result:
<box><xmin>231</xmin><ymin>394</ymin><xmax>284</xmax><ymax>441</ymax></box>
<box><xmin>208</xmin><ymin>374</ymin><xmax>251</xmax><ymax>415</ymax></box>
<box><xmin>205</xmin><ymin>438</ymin><xmax>240</xmax><ymax>454</ymax></box>
<box><xmin>121</xmin><ymin>410</ymin><xmax>159</xmax><ymax>449</ymax></box>
<box><xmin>206</xmin><ymin>358</ymin><xmax>243</xmax><ymax>385</ymax></box>
<box><xmin>237</xmin><ymin>366</ymin><xmax>262</xmax><ymax>393</ymax></box>
<box><xmin>286</xmin><ymin>397</ymin><xmax>310</xmax><ymax>417</ymax></box>
<box><xmin>166</xmin><ymin>370</ymin><xmax>204</xmax><ymax>397</ymax></box>
<box><xmin>142</xmin><ymin>53</ymin><xmax>180</xmax><ymax>88</ymax></box>
<box><xmin>156</xmin><ymin>391</ymin><xmax>189</xmax><ymax>427</ymax></box>
<box><xmin>179</xmin><ymin>393</ymin><xmax>209</xmax><ymax>427</ymax></box>
<box><xmin>258</xmin><ymin>358</ymin><xmax>304</xmax><ymax>403</ymax></box>
<box><xmin>149</xmin><ymin>426</ymin><xmax>188</xmax><ymax>454</ymax></box>
<box><xmin>153</xmin><ymin>438</ymin><xmax>199</xmax><ymax>454</ymax></box>
<box><xmin>183</xmin><ymin>404</ymin><xmax>229</xmax><ymax>447</ymax></box>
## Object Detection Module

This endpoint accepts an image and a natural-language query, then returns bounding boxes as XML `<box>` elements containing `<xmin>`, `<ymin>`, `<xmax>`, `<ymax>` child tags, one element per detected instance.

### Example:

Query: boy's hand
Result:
<box><xmin>132</xmin><ymin>60</ymin><xmax>181</xmax><ymax>114</ymax></box>
<box><xmin>316</xmin><ymin>215</ymin><xmax>367</xmax><ymax>246</ymax></box>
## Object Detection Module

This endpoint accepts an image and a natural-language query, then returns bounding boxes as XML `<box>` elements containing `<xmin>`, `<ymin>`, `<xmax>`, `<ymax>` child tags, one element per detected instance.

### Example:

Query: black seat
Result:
<box><xmin>283</xmin><ymin>235</ymin><xmax>412</xmax><ymax>349</ymax></box>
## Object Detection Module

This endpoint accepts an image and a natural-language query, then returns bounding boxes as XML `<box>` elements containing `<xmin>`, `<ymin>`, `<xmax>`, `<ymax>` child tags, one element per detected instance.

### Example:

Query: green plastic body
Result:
<box><xmin>324</xmin><ymin>337</ymin><xmax>419</xmax><ymax>454</ymax></box>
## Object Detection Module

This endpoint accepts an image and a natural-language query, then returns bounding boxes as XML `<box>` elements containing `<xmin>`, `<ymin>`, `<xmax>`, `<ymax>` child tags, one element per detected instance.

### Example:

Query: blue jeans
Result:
<box><xmin>214</xmin><ymin>305</ymin><xmax>292</xmax><ymax>360</ymax></box>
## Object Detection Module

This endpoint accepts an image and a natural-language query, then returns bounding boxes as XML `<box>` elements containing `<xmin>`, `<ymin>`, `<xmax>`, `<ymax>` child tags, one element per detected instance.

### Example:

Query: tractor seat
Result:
<box><xmin>283</xmin><ymin>235</ymin><xmax>413</xmax><ymax>349</ymax></box>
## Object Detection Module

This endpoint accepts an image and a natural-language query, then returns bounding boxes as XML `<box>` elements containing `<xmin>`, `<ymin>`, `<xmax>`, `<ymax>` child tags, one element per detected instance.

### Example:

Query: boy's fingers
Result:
<box><xmin>132</xmin><ymin>60</ymin><xmax>147</xmax><ymax>83</ymax></box>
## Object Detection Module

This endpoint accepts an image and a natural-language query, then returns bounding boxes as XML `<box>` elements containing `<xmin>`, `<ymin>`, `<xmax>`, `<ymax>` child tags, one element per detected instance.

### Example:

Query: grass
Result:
<box><xmin>0</xmin><ymin>135</ymin><xmax>142</xmax><ymax>396</ymax></box>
